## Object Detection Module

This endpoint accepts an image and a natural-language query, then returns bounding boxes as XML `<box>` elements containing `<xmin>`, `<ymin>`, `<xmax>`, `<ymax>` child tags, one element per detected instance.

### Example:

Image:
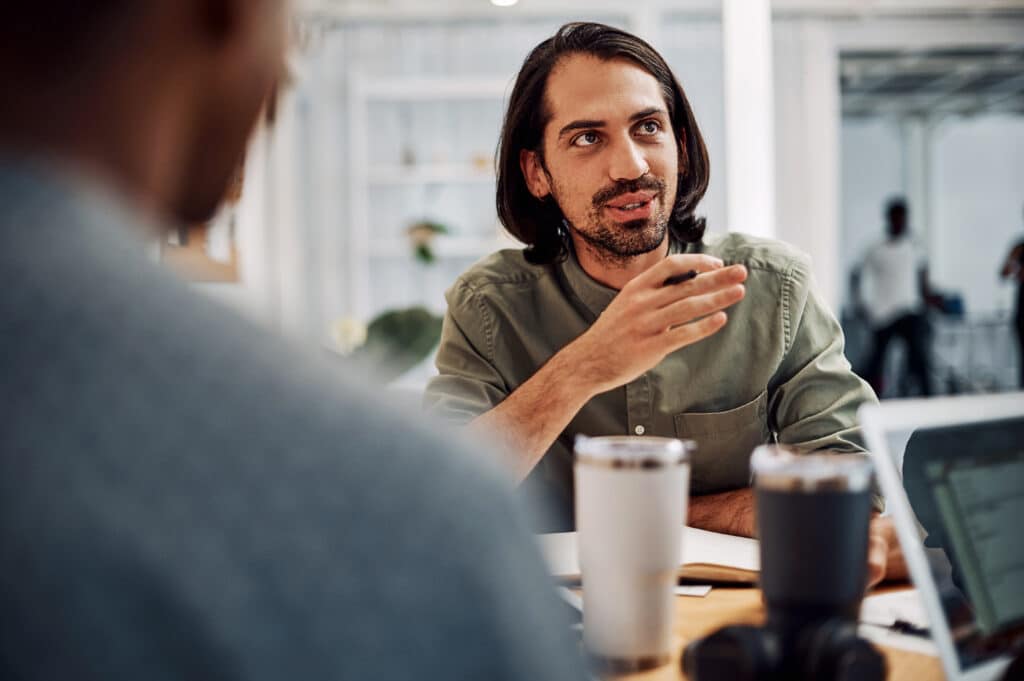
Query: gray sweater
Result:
<box><xmin>0</xmin><ymin>159</ymin><xmax>583</xmax><ymax>681</ymax></box>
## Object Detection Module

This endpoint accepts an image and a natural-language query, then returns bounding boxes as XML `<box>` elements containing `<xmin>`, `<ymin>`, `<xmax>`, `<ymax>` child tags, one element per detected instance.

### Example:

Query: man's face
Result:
<box><xmin>173</xmin><ymin>0</ymin><xmax>288</xmax><ymax>223</ymax></box>
<box><xmin>521</xmin><ymin>54</ymin><xmax>680</xmax><ymax>262</ymax></box>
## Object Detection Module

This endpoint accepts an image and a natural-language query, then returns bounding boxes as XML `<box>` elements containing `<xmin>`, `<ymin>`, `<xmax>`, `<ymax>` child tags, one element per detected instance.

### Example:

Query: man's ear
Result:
<box><xmin>520</xmin><ymin>148</ymin><xmax>552</xmax><ymax>199</ymax></box>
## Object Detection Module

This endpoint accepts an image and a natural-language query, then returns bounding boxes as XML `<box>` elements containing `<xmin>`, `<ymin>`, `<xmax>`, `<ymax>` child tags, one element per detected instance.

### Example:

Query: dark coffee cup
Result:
<box><xmin>751</xmin><ymin>446</ymin><xmax>875</xmax><ymax>626</ymax></box>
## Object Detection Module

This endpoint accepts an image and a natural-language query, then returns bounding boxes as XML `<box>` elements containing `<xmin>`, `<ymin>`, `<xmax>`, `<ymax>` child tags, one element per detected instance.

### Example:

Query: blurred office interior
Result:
<box><xmin>182</xmin><ymin>0</ymin><xmax>1024</xmax><ymax>396</ymax></box>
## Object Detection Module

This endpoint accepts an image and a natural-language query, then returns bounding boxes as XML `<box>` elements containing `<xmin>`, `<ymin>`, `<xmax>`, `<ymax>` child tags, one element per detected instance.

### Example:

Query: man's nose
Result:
<box><xmin>608</xmin><ymin>137</ymin><xmax>650</xmax><ymax>182</ymax></box>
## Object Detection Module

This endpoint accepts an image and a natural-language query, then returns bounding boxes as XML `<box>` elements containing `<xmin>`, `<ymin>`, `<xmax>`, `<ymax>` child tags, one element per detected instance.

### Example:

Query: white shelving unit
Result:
<box><xmin>347</xmin><ymin>73</ymin><xmax>516</xmax><ymax>321</ymax></box>
<box><xmin>366</xmin><ymin>235</ymin><xmax>521</xmax><ymax>258</ymax></box>
<box><xmin>365</xmin><ymin>164</ymin><xmax>495</xmax><ymax>185</ymax></box>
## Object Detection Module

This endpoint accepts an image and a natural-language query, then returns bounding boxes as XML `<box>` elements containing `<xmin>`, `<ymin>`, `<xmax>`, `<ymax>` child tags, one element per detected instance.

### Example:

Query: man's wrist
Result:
<box><xmin>552</xmin><ymin>336</ymin><xmax>604</xmax><ymax>402</ymax></box>
<box><xmin>688</xmin><ymin>488</ymin><xmax>757</xmax><ymax>538</ymax></box>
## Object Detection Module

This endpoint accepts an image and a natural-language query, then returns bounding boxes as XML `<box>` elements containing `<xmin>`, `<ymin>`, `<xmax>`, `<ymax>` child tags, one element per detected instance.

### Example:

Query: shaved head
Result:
<box><xmin>0</xmin><ymin>3</ymin><xmax>145</xmax><ymax>78</ymax></box>
<box><xmin>0</xmin><ymin>0</ymin><xmax>287</xmax><ymax>224</ymax></box>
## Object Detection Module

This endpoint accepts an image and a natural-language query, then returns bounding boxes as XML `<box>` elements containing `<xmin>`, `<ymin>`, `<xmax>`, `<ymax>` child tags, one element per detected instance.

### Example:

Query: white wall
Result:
<box><xmin>931</xmin><ymin>116</ymin><xmax>1024</xmax><ymax>317</ymax></box>
<box><xmin>838</xmin><ymin>115</ymin><xmax>1024</xmax><ymax>318</ymax></box>
<box><xmin>839</xmin><ymin>117</ymin><xmax>905</xmax><ymax>312</ymax></box>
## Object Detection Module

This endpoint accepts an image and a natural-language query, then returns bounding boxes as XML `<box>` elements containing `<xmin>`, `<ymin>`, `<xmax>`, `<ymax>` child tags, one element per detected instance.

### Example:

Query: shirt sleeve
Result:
<box><xmin>767</xmin><ymin>256</ymin><xmax>884</xmax><ymax>509</ymax></box>
<box><xmin>423</xmin><ymin>280</ymin><xmax>510</xmax><ymax>424</ymax></box>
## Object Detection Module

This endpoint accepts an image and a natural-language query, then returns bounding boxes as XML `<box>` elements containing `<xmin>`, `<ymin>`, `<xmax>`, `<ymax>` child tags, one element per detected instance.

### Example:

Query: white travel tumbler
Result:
<box><xmin>574</xmin><ymin>435</ymin><xmax>693</xmax><ymax>672</ymax></box>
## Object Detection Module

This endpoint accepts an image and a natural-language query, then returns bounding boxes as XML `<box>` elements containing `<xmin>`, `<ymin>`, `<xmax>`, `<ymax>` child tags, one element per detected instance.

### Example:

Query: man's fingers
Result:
<box><xmin>647</xmin><ymin>264</ymin><xmax>748</xmax><ymax>309</ymax></box>
<box><xmin>866</xmin><ymin>534</ymin><xmax>888</xmax><ymax>589</ymax></box>
<box><xmin>633</xmin><ymin>253</ymin><xmax>725</xmax><ymax>289</ymax></box>
<box><xmin>662</xmin><ymin>310</ymin><xmax>729</xmax><ymax>350</ymax></box>
<box><xmin>651</xmin><ymin>283</ymin><xmax>746</xmax><ymax>331</ymax></box>
<box><xmin>873</xmin><ymin>515</ymin><xmax>909</xmax><ymax>582</ymax></box>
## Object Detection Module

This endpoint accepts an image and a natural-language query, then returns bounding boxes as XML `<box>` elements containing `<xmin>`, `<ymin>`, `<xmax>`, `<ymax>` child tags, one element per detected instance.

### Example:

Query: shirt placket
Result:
<box><xmin>625</xmin><ymin>372</ymin><xmax>653</xmax><ymax>436</ymax></box>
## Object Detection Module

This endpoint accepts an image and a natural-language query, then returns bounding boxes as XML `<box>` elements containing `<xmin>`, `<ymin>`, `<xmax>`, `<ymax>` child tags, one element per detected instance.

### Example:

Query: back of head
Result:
<box><xmin>0</xmin><ymin>0</ymin><xmax>286</xmax><ymax>224</ymax></box>
<box><xmin>496</xmin><ymin>22</ymin><xmax>709</xmax><ymax>264</ymax></box>
<box><xmin>885</xmin><ymin>197</ymin><xmax>908</xmax><ymax>238</ymax></box>
<box><xmin>0</xmin><ymin>3</ymin><xmax>137</xmax><ymax>73</ymax></box>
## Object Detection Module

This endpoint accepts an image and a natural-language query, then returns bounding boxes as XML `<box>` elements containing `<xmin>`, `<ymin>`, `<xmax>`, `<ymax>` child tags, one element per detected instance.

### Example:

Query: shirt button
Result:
<box><xmin>634</xmin><ymin>425</ymin><xmax>646</xmax><ymax>435</ymax></box>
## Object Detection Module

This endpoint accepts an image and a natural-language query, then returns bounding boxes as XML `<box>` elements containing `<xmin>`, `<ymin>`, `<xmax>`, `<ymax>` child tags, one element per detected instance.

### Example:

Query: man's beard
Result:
<box><xmin>557</xmin><ymin>176</ymin><xmax>671</xmax><ymax>265</ymax></box>
<box><xmin>571</xmin><ymin>214</ymin><xmax>668</xmax><ymax>261</ymax></box>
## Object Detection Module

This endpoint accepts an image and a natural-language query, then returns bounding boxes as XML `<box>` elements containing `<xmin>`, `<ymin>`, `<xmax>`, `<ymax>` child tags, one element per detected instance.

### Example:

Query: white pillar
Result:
<box><xmin>235</xmin><ymin>125</ymin><xmax>279</xmax><ymax>327</ymax></box>
<box><xmin>901</xmin><ymin>117</ymin><xmax>934</xmax><ymax>266</ymax></box>
<box><xmin>309</xmin><ymin>46</ymin><xmax>347</xmax><ymax>344</ymax></box>
<box><xmin>268</xmin><ymin>87</ymin><xmax>309</xmax><ymax>339</ymax></box>
<box><xmin>773</xmin><ymin>20</ymin><xmax>842</xmax><ymax>312</ymax></box>
<box><xmin>722</xmin><ymin>0</ymin><xmax>776</xmax><ymax>238</ymax></box>
<box><xmin>630</xmin><ymin>4</ymin><xmax>661</xmax><ymax>51</ymax></box>
<box><xmin>798</xmin><ymin>22</ymin><xmax>841</xmax><ymax>311</ymax></box>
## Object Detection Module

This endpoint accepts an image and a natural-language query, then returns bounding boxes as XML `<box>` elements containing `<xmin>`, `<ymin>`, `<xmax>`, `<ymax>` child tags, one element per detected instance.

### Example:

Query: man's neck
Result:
<box><xmin>570</xmin><ymin>233</ymin><xmax>670</xmax><ymax>290</ymax></box>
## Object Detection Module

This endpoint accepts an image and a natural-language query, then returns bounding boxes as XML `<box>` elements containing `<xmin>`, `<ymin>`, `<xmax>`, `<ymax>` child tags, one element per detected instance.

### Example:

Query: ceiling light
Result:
<box><xmin>491</xmin><ymin>0</ymin><xmax>519</xmax><ymax>7</ymax></box>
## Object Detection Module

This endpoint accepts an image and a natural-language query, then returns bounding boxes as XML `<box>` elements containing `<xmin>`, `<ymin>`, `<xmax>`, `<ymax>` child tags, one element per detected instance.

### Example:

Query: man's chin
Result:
<box><xmin>619</xmin><ymin>217</ymin><xmax>656</xmax><ymax>232</ymax></box>
<box><xmin>608</xmin><ymin>220</ymin><xmax>667</xmax><ymax>255</ymax></box>
<box><xmin>591</xmin><ymin>235</ymin><xmax>666</xmax><ymax>260</ymax></box>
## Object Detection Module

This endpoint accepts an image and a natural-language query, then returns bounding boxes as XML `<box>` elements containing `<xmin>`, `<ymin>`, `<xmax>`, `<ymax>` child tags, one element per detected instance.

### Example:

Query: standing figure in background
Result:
<box><xmin>999</xmin><ymin>205</ymin><xmax>1024</xmax><ymax>388</ymax></box>
<box><xmin>856</xmin><ymin>198</ymin><xmax>939</xmax><ymax>397</ymax></box>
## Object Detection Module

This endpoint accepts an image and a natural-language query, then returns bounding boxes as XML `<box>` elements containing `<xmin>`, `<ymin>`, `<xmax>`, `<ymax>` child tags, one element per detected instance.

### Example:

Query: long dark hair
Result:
<box><xmin>496</xmin><ymin>22</ymin><xmax>710</xmax><ymax>265</ymax></box>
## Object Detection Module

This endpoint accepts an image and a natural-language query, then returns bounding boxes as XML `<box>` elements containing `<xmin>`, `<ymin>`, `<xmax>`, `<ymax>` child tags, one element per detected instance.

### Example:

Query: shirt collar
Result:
<box><xmin>557</xmin><ymin>232</ymin><xmax>690</xmax><ymax>319</ymax></box>
<box><xmin>0</xmin><ymin>151</ymin><xmax>165</xmax><ymax>246</ymax></box>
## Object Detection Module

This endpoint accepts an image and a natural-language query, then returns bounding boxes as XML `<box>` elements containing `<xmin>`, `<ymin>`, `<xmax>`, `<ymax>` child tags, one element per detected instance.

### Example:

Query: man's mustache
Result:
<box><xmin>592</xmin><ymin>176</ymin><xmax>666</xmax><ymax>207</ymax></box>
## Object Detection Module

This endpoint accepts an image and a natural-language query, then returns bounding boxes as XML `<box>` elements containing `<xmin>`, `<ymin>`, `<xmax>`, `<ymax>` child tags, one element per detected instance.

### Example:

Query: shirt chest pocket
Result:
<box><xmin>674</xmin><ymin>391</ymin><xmax>771</xmax><ymax>494</ymax></box>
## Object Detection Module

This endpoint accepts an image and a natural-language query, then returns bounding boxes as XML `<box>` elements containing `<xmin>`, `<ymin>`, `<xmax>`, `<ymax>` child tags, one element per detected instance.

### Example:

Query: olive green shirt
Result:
<box><xmin>425</xmin><ymin>232</ymin><xmax>877</xmax><ymax>531</ymax></box>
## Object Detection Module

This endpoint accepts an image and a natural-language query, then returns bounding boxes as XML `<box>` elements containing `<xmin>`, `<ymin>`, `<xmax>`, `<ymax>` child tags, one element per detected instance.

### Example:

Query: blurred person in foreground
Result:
<box><xmin>0</xmin><ymin>3</ymin><xmax>583</xmax><ymax>680</ymax></box>
<box><xmin>424</xmin><ymin>22</ymin><xmax>905</xmax><ymax>587</ymax></box>
<box><xmin>999</xmin><ymin>204</ymin><xmax>1024</xmax><ymax>388</ymax></box>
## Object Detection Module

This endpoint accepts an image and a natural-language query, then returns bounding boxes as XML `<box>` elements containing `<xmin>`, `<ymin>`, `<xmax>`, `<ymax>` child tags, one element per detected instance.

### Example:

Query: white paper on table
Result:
<box><xmin>859</xmin><ymin>588</ymin><xmax>938</xmax><ymax>657</ymax></box>
<box><xmin>675</xmin><ymin>585</ymin><xmax>712</xmax><ymax>597</ymax></box>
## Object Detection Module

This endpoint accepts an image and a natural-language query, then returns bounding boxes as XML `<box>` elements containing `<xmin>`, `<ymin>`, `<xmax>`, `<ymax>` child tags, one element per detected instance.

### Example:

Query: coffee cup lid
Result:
<box><xmin>751</xmin><ymin>445</ymin><xmax>873</xmax><ymax>492</ymax></box>
<box><xmin>574</xmin><ymin>435</ymin><xmax>693</xmax><ymax>469</ymax></box>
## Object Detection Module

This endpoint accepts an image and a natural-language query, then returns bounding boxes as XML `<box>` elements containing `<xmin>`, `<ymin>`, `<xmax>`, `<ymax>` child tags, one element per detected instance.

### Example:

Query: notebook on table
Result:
<box><xmin>537</xmin><ymin>526</ymin><xmax>760</xmax><ymax>584</ymax></box>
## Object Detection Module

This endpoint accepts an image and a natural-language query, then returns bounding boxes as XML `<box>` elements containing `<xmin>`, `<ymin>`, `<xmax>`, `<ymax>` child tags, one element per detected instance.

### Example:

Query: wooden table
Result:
<box><xmin>606</xmin><ymin>587</ymin><xmax>943</xmax><ymax>680</ymax></box>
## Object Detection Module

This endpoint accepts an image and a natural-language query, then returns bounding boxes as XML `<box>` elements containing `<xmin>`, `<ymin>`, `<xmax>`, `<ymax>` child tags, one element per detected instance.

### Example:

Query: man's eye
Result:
<box><xmin>571</xmin><ymin>132</ymin><xmax>600</xmax><ymax>147</ymax></box>
<box><xmin>637</xmin><ymin>120</ymin><xmax>662</xmax><ymax>136</ymax></box>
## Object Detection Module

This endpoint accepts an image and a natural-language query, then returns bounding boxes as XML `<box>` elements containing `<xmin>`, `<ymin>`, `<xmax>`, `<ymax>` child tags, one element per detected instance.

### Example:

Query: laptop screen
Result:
<box><xmin>887</xmin><ymin>416</ymin><xmax>1024</xmax><ymax>671</ymax></box>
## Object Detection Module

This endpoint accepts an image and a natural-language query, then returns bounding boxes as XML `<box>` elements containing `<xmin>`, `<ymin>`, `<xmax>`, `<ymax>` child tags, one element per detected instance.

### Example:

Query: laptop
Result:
<box><xmin>860</xmin><ymin>393</ymin><xmax>1024</xmax><ymax>681</ymax></box>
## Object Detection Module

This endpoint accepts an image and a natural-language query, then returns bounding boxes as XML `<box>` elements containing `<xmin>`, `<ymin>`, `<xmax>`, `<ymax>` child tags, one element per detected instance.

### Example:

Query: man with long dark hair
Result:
<box><xmin>426</xmin><ymin>22</ymin><xmax>904</xmax><ymax>585</ymax></box>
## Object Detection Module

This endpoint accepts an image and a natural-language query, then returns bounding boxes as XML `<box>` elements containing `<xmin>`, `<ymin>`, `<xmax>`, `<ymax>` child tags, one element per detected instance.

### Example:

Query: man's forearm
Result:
<box><xmin>468</xmin><ymin>347</ymin><xmax>595</xmax><ymax>482</ymax></box>
<box><xmin>688</xmin><ymin>487</ymin><xmax>756</xmax><ymax>537</ymax></box>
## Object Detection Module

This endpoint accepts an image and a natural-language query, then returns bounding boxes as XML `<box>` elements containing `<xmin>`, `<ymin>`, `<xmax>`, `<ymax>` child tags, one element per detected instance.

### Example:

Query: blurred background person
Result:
<box><xmin>1000</xmin><ymin>205</ymin><xmax>1024</xmax><ymax>388</ymax></box>
<box><xmin>853</xmin><ymin>198</ymin><xmax>941</xmax><ymax>397</ymax></box>
<box><xmin>0</xmin><ymin>2</ymin><xmax>584</xmax><ymax>680</ymax></box>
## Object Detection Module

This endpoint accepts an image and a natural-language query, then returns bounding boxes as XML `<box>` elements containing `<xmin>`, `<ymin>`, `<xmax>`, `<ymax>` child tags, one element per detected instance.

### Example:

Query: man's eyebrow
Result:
<box><xmin>557</xmin><ymin>119</ymin><xmax>605</xmax><ymax>139</ymax></box>
<box><xmin>630</xmin><ymin>107</ymin><xmax>668</xmax><ymax>122</ymax></box>
<box><xmin>556</xmin><ymin>108</ymin><xmax>669</xmax><ymax>140</ymax></box>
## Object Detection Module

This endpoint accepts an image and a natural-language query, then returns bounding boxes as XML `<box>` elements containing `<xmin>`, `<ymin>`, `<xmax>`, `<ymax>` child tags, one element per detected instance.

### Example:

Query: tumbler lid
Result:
<box><xmin>574</xmin><ymin>435</ymin><xmax>693</xmax><ymax>469</ymax></box>
<box><xmin>751</xmin><ymin>445</ymin><xmax>873</xmax><ymax>492</ymax></box>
